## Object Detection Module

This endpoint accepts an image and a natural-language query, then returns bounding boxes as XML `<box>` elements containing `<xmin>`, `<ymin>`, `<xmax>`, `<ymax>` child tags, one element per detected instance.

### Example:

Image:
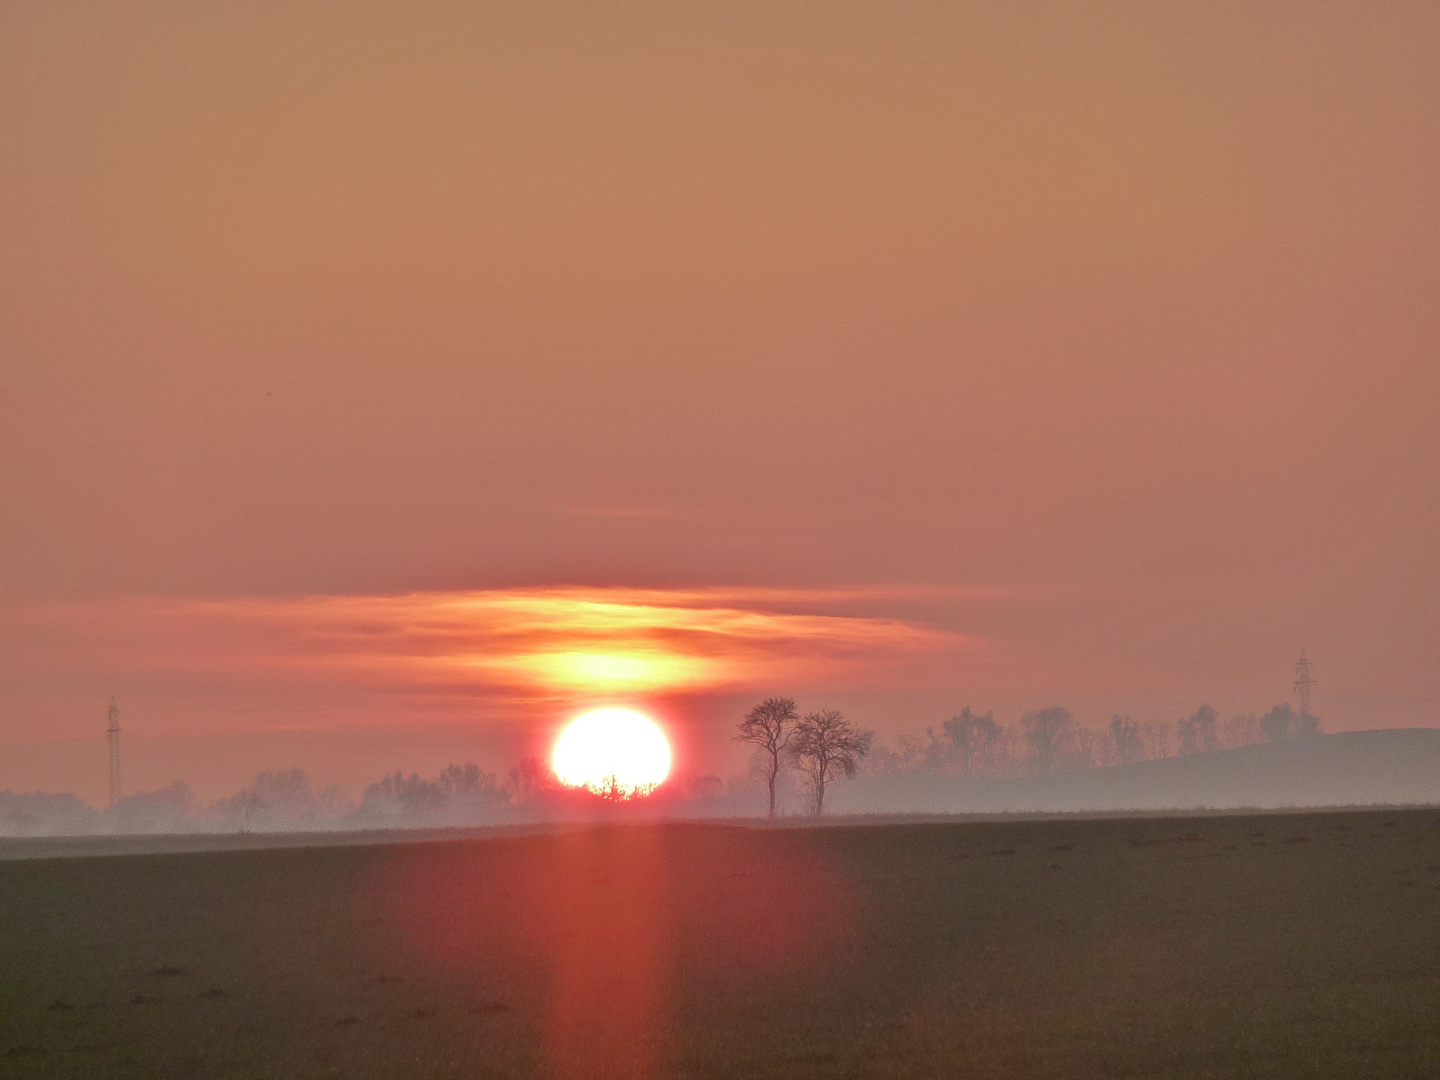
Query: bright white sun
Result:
<box><xmin>552</xmin><ymin>708</ymin><xmax>672</xmax><ymax>800</ymax></box>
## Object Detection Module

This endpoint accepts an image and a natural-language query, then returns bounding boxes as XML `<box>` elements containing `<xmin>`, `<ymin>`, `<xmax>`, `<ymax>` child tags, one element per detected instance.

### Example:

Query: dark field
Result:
<box><xmin>2</xmin><ymin>811</ymin><xmax>1439</xmax><ymax>1079</ymax></box>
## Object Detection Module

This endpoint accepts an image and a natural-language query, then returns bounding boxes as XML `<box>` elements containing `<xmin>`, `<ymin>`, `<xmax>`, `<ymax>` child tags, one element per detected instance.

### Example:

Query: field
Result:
<box><xmin>2</xmin><ymin>810</ymin><xmax>1439</xmax><ymax>1079</ymax></box>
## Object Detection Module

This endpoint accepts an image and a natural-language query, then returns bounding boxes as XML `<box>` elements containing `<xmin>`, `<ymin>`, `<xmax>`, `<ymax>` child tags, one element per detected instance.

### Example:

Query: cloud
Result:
<box><xmin>1</xmin><ymin>586</ymin><xmax>988</xmax><ymax>734</ymax></box>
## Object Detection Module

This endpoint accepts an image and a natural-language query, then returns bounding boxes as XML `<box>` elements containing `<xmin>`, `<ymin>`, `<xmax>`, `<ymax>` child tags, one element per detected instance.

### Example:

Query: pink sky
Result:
<box><xmin>2</xmin><ymin>3</ymin><xmax>1437</xmax><ymax>801</ymax></box>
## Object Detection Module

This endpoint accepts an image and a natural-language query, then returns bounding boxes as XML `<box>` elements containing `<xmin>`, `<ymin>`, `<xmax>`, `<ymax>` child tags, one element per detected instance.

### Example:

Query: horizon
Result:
<box><xmin>5</xmin><ymin>644</ymin><xmax>1343</xmax><ymax>805</ymax></box>
<box><xmin>1</xmin><ymin>699</ymin><xmax>1417</xmax><ymax>824</ymax></box>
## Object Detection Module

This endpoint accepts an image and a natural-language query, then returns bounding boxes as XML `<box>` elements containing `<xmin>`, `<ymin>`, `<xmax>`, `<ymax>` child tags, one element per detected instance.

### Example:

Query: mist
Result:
<box><xmin>7</xmin><ymin>702</ymin><xmax>1437</xmax><ymax>845</ymax></box>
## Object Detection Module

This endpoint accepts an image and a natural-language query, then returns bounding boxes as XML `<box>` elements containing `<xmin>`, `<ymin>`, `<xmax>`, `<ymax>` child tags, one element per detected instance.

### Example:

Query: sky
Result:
<box><xmin>2</xmin><ymin>2</ymin><xmax>1437</xmax><ymax>802</ymax></box>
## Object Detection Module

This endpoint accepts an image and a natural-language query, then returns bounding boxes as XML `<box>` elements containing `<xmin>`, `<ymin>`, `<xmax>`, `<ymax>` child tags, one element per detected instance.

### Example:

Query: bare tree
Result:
<box><xmin>1259</xmin><ymin>703</ymin><xmax>1320</xmax><ymax>742</ymax></box>
<box><xmin>989</xmin><ymin>724</ymin><xmax>1021</xmax><ymax>777</ymax></box>
<box><xmin>895</xmin><ymin>733</ymin><xmax>927</xmax><ymax>772</ymax></box>
<box><xmin>362</xmin><ymin>771</ymin><xmax>445</xmax><ymax>814</ymax></box>
<box><xmin>218</xmin><ymin>768</ymin><xmax>321</xmax><ymax>823</ymax></box>
<box><xmin>1021</xmin><ymin>707</ymin><xmax>1074</xmax><ymax>774</ymax></box>
<box><xmin>735</xmin><ymin>697</ymin><xmax>799</xmax><ymax>819</ymax></box>
<box><xmin>789</xmin><ymin>708</ymin><xmax>871</xmax><ymax>816</ymax></box>
<box><xmin>504</xmin><ymin>756</ymin><xmax>554</xmax><ymax>805</ymax></box>
<box><xmin>1260</xmin><ymin>703</ymin><xmax>1294</xmax><ymax>742</ymax></box>
<box><xmin>1139</xmin><ymin>719</ymin><xmax>1174</xmax><ymax>760</ymax></box>
<box><xmin>858</xmin><ymin>739</ymin><xmax>905</xmax><ymax>776</ymax></box>
<box><xmin>1072</xmin><ymin>726</ymin><xmax>1101</xmax><ymax>769</ymax></box>
<box><xmin>1177</xmin><ymin>704</ymin><xmax>1220</xmax><ymax>755</ymax></box>
<box><xmin>942</xmin><ymin>707</ymin><xmax>1000</xmax><ymax>777</ymax></box>
<box><xmin>439</xmin><ymin>762</ymin><xmax>505</xmax><ymax>806</ymax></box>
<box><xmin>1221</xmin><ymin>713</ymin><xmax>1260</xmax><ymax>748</ymax></box>
<box><xmin>1109</xmin><ymin>715</ymin><xmax>1145</xmax><ymax>764</ymax></box>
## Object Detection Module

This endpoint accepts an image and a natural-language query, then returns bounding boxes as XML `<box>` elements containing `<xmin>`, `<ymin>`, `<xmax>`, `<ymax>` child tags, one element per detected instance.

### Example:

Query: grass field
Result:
<box><xmin>2</xmin><ymin>809</ymin><xmax>1439</xmax><ymax>1079</ymax></box>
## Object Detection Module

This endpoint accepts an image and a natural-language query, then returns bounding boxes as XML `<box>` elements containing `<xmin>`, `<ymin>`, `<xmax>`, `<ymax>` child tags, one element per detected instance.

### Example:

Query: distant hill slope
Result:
<box><xmin>829</xmin><ymin>728</ymin><xmax>1440</xmax><ymax>814</ymax></box>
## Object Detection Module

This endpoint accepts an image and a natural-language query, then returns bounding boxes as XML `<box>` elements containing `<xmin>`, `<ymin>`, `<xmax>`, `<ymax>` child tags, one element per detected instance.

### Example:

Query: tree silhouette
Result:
<box><xmin>735</xmin><ymin>697</ymin><xmax>800</xmax><ymax>819</ymax></box>
<box><xmin>505</xmin><ymin>756</ymin><xmax>554</xmax><ymax>805</ymax></box>
<box><xmin>942</xmin><ymin>707</ymin><xmax>1000</xmax><ymax>776</ymax></box>
<box><xmin>438</xmin><ymin>762</ymin><xmax>504</xmax><ymax>804</ymax></box>
<box><xmin>362</xmin><ymin>771</ymin><xmax>445</xmax><ymax>814</ymax></box>
<box><xmin>1140</xmin><ymin>719</ymin><xmax>1174</xmax><ymax>760</ymax></box>
<box><xmin>218</xmin><ymin>768</ymin><xmax>320</xmax><ymax>822</ymax></box>
<box><xmin>1109</xmin><ymin>715</ymin><xmax>1145</xmax><ymax>764</ymax></box>
<box><xmin>789</xmin><ymin>708</ymin><xmax>870</xmax><ymax>816</ymax></box>
<box><xmin>1022</xmin><ymin>707</ymin><xmax>1074</xmax><ymax>774</ymax></box>
<box><xmin>1178</xmin><ymin>705</ymin><xmax>1219</xmax><ymax>755</ymax></box>
<box><xmin>1260</xmin><ymin>703</ymin><xmax>1322</xmax><ymax>742</ymax></box>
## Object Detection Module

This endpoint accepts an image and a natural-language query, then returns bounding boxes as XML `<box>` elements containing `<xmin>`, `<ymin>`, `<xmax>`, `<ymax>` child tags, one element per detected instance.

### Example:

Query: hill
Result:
<box><xmin>830</xmin><ymin>728</ymin><xmax>1440</xmax><ymax>814</ymax></box>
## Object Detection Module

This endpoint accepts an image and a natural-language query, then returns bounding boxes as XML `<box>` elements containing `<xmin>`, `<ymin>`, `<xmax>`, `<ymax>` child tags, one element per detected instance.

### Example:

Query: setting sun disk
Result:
<box><xmin>552</xmin><ymin>708</ymin><xmax>672</xmax><ymax>800</ymax></box>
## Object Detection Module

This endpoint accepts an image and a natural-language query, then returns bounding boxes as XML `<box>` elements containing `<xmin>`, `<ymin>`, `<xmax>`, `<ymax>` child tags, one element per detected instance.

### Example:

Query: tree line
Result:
<box><xmin>857</xmin><ymin>701</ymin><xmax>1320</xmax><ymax>781</ymax></box>
<box><xmin>0</xmin><ymin>699</ymin><xmax>1323</xmax><ymax>835</ymax></box>
<box><xmin>730</xmin><ymin>698</ymin><xmax>1322</xmax><ymax>817</ymax></box>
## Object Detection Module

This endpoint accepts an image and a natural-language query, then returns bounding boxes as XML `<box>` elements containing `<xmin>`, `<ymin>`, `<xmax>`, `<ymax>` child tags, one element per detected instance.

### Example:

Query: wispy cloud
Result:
<box><xmin>2</xmin><ymin>587</ymin><xmax>989</xmax><ymax>730</ymax></box>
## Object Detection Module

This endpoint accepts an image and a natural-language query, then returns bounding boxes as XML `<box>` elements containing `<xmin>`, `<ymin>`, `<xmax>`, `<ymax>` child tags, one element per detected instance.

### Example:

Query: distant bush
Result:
<box><xmin>1022</xmin><ymin>707</ymin><xmax>1075</xmax><ymax>775</ymax></box>
<box><xmin>1260</xmin><ymin>704</ymin><xmax>1321</xmax><ymax>742</ymax></box>
<box><xmin>214</xmin><ymin>768</ymin><xmax>346</xmax><ymax>827</ymax></box>
<box><xmin>360</xmin><ymin>762</ymin><xmax>507</xmax><ymax>818</ymax></box>
<box><xmin>108</xmin><ymin>781</ymin><xmax>196</xmax><ymax>833</ymax></box>
<box><xmin>361</xmin><ymin>772</ymin><xmax>446</xmax><ymax>816</ymax></box>
<box><xmin>0</xmin><ymin>790</ymin><xmax>96</xmax><ymax>836</ymax></box>
<box><xmin>1178</xmin><ymin>705</ymin><xmax>1220</xmax><ymax>755</ymax></box>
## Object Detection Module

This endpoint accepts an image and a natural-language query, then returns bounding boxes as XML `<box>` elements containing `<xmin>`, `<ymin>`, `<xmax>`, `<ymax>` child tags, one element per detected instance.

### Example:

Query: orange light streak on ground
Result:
<box><xmin>374</xmin><ymin>827</ymin><xmax>860</xmax><ymax>1080</ymax></box>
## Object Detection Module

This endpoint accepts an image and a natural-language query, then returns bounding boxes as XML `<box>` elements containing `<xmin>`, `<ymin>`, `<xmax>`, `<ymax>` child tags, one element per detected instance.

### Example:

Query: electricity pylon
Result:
<box><xmin>1293</xmin><ymin>651</ymin><xmax>1315</xmax><ymax>716</ymax></box>
<box><xmin>107</xmin><ymin>697</ymin><xmax>122</xmax><ymax>808</ymax></box>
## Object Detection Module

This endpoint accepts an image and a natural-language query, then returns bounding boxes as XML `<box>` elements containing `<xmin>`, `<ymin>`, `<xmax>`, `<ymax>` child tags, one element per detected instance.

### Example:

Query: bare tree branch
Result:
<box><xmin>789</xmin><ymin>708</ymin><xmax>870</xmax><ymax>816</ymax></box>
<box><xmin>735</xmin><ymin>697</ymin><xmax>799</xmax><ymax>819</ymax></box>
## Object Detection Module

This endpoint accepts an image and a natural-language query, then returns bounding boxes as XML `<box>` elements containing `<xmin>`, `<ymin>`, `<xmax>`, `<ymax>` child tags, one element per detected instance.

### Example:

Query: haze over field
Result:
<box><xmin>2</xmin><ymin>3</ymin><xmax>1438</xmax><ymax>804</ymax></box>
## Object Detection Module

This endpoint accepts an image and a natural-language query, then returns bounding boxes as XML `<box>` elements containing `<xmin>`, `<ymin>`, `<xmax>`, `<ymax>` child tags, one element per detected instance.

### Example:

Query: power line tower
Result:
<box><xmin>106</xmin><ymin>697</ymin><xmax>122</xmax><ymax>808</ymax></box>
<box><xmin>1293</xmin><ymin>650</ymin><xmax>1315</xmax><ymax>716</ymax></box>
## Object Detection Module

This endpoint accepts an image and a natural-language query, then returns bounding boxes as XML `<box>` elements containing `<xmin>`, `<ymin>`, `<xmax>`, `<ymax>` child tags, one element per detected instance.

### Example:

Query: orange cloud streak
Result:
<box><xmin>3</xmin><ymin>586</ymin><xmax>985</xmax><ymax>728</ymax></box>
<box><xmin>193</xmin><ymin>587</ymin><xmax>970</xmax><ymax>694</ymax></box>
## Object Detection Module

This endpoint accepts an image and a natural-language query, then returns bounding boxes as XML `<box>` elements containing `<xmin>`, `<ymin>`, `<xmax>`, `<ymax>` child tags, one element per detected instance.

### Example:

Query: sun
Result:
<box><xmin>552</xmin><ymin>708</ymin><xmax>672</xmax><ymax>800</ymax></box>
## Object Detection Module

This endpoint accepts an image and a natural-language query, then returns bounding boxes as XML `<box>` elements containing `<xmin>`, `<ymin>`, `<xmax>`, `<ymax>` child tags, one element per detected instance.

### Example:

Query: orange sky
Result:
<box><xmin>2</xmin><ymin>3</ymin><xmax>1437</xmax><ymax>801</ymax></box>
